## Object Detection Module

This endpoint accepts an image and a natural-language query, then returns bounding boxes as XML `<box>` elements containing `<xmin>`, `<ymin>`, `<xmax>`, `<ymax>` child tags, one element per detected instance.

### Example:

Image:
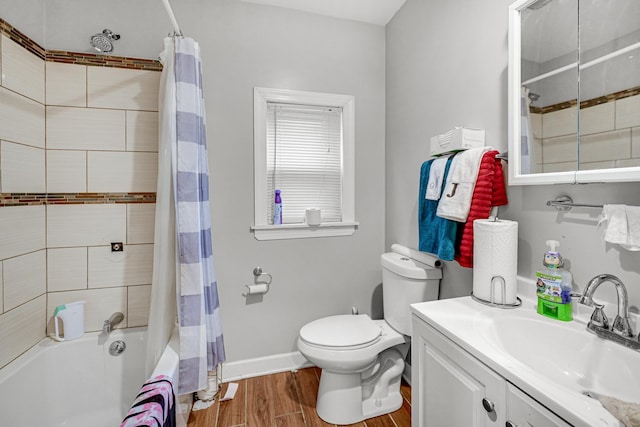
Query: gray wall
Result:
<box><xmin>175</xmin><ymin>0</ymin><xmax>387</xmax><ymax>362</ymax></box>
<box><xmin>386</xmin><ymin>0</ymin><xmax>640</xmax><ymax>313</ymax></box>
<box><xmin>386</xmin><ymin>0</ymin><xmax>511</xmax><ymax>299</ymax></box>
<box><xmin>502</xmin><ymin>183</ymin><xmax>640</xmax><ymax>312</ymax></box>
<box><xmin>1</xmin><ymin>0</ymin><xmax>44</xmax><ymax>45</ymax></box>
<box><xmin>44</xmin><ymin>0</ymin><xmax>171</xmax><ymax>57</ymax></box>
<box><xmin>1</xmin><ymin>0</ymin><xmax>169</xmax><ymax>57</ymax></box>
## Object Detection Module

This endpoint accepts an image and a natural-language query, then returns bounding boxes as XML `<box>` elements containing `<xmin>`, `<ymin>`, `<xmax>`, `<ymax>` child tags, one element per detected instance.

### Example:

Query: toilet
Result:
<box><xmin>297</xmin><ymin>244</ymin><xmax>442</xmax><ymax>425</ymax></box>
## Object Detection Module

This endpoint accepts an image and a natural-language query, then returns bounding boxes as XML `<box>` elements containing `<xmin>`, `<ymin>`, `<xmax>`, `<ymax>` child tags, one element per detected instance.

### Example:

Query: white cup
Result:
<box><xmin>305</xmin><ymin>208</ymin><xmax>321</xmax><ymax>226</ymax></box>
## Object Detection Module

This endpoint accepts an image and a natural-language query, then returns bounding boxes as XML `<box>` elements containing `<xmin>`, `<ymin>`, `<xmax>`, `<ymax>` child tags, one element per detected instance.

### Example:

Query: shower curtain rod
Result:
<box><xmin>161</xmin><ymin>0</ymin><xmax>183</xmax><ymax>36</ymax></box>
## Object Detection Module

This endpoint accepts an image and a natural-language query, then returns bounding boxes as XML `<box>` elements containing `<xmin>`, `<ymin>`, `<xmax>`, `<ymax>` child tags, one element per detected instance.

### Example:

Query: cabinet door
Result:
<box><xmin>412</xmin><ymin>319</ymin><xmax>505</xmax><ymax>427</ymax></box>
<box><xmin>506</xmin><ymin>383</ymin><xmax>572</xmax><ymax>427</ymax></box>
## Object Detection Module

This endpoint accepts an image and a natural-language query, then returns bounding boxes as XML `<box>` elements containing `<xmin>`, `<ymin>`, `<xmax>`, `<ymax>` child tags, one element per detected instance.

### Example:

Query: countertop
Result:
<box><xmin>410</xmin><ymin>279</ymin><xmax>631</xmax><ymax>427</ymax></box>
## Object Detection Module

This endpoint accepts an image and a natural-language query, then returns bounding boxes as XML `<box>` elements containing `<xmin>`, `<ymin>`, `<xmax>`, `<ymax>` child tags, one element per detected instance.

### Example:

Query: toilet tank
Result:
<box><xmin>381</xmin><ymin>245</ymin><xmax>442</xmax><ymax>336</ymax></box>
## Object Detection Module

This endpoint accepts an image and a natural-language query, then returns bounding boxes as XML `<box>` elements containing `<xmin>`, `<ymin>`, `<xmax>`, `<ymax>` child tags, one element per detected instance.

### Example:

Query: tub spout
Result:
<box><xmin>103</xmin><ymin>312</ymin><xmax>124</xmax><ymax>334</ymax></box>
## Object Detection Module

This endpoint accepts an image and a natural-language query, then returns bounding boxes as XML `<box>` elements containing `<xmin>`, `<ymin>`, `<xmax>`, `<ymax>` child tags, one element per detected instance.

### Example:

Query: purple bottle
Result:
<box><xmin>273</xmin><ymin>189</ymin><xmax>282</xmax><ymax>225</ymax></box>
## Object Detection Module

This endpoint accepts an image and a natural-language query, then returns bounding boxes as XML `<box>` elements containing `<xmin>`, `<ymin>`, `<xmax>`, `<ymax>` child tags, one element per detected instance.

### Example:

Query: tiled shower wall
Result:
<box><xmin>0</xmin><ymin>31</ymin><xmax>161</xmax><ymax>369</ymax></box>
<box><xmin>530</xmin><ymin>93</ymin><xmax>640</xmax><ymax>173</ymax></box>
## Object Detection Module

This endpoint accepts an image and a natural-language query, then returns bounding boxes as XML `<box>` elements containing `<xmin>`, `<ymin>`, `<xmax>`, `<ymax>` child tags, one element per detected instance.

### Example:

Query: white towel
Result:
<box><xmin>436</xmin><ymin>147</ymin><xmax>491</xmax><ymax>222</ymax></box>
<box><xmin>425</xmin><ymin>156</ymin><xmax>449</xmax><ymax>200</ymax></box>
<box><xmin>599</xmin><ymin>204</ymin><xmax>640</xmax><ymax>251</ymax></box>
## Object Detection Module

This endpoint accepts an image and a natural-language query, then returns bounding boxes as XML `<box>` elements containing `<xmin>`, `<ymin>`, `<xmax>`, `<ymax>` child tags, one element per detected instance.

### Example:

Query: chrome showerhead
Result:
<box><xmin>90</xmin><ymin>29</ymin><xmax>120</xmax><ymax>53</ymax></box>
<box><xmin>528</xmin><ymin>92</ymin><xmax>540</xmax><ymax>102</ymax></box>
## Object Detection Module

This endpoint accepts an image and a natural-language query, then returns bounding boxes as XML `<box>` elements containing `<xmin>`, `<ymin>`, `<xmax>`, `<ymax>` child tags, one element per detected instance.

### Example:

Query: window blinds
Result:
<box><xmin>266</xmin><ymin>102</ymin><xmax>343</xmax><ymax>224</ymax></box>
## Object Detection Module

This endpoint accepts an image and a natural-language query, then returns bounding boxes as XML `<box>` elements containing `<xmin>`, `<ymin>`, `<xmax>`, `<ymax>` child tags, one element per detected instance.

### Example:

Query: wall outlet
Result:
<box><xmin>111</xmin><ymin>242</ymin><xmax>124</xmax><ymax>252</ymax></box>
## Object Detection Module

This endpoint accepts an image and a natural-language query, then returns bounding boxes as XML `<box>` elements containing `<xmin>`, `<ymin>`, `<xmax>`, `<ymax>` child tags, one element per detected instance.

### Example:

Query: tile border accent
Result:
<box><xmin>0</xmin><ymin>18</ymin><xmax>45</xmax><ymax>60</ymax></box>
<box><xmin>531</xmin><ymin>86</ymin><xmax>640</xmax><ymax>114</ymax></box>
<box><xmin>46</xmin><ymin>50</ymin><xmax>162</xmax><ymax>71</ymax></box>
<box><xmin>0</xmin><ymin>193</ymin><xmax>156</xmax><ymax>207</ymax></box>
<box><xmin>0</xmin><ymin>17</ymin><xmax>161</xmax><ymax>71</ymax></box>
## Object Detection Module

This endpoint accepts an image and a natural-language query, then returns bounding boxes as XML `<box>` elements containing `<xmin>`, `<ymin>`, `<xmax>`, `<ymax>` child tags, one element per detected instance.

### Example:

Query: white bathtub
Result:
<box><xmin>0</xmin><ymin>327</ymin><xmax>190</xmax><ymax>427</ymax></box>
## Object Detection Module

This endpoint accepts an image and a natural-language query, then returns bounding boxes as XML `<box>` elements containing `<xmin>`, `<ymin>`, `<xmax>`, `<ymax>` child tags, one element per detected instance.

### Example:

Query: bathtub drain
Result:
<box><xmin>109</xmin><ymin>340</ymin><xmax>126</xmax><ymax>356</ymax></box>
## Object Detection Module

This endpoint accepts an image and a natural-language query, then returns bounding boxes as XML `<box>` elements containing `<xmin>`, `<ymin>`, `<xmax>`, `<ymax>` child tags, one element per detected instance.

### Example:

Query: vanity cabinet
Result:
<box><xmin>506</xmin><ymin>383</ymin><xmax>571</xmax><ymax>427</ymax></box>
<box><xmin>412</xmin><ymin>317</ymin><xmax>572</xmax><ymax>427</ymax></box>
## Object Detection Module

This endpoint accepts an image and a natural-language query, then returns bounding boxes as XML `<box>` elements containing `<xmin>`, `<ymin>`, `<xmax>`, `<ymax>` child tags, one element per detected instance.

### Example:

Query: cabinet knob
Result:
<box><xmin>482</xmin><ymin>398</ymin><xmax>495</xmax><ymax>413</ymax></box>
<box><xmin>506</xmin><ymin>422</ymin><xmax>517</xmax><ymax>427</ymax></box>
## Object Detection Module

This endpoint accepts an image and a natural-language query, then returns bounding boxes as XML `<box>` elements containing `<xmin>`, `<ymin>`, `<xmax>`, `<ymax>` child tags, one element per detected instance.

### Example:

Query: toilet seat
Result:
<box><xmin>299</xmin><ymin>314</ymin><xmax>381</xmax><ymax>349</ymax></box>
<box><xmin>297</xmin><ymin>316</ymin><xmax>407</xmax><ymax>375</ymax></box>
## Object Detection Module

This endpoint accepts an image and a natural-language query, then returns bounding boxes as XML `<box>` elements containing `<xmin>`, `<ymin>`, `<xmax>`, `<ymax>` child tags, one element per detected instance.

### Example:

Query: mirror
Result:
<box><xmin>508</xmin><ymin>0</ymin><xmax>640</xmax><ymax>185</ymax></box>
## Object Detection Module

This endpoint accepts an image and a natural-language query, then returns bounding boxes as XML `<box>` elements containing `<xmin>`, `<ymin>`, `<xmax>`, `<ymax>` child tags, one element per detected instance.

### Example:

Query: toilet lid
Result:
<box><xmin>299</xmin><ymin>314</ymin><xmax>381</xmax><ymax>348</ymax></box>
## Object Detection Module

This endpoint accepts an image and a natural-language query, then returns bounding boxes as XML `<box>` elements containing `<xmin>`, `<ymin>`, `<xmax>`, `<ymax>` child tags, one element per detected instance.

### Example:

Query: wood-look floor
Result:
<box><xmin>187</xmin><ymin>367</ymin><xmax>411</xmax><ymax>427</ymax></box>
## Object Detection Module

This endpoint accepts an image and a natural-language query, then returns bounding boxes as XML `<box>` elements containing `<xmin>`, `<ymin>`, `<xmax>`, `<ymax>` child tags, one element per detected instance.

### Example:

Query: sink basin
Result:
<box><xmin>486</xmin><ymin>315</ymin><xmax>640</xmax><ymax>403</ymax></box>
<box><xmin>411</xmin><ymin>295</ymin><xmax>640</xmax><ymax>427</ymax></box>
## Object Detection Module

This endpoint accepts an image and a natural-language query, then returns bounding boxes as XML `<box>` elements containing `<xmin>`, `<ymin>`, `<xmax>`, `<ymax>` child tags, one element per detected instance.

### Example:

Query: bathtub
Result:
<box><xmin>0</xmin><ymin>326</ymin><xmax>191</xmax><ymax>427</ymax></box>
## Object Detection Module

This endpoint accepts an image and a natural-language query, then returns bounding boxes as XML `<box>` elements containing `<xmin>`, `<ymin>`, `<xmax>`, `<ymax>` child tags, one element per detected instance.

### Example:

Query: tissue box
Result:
<box><xmin>430</xmin><ymin>127</ymin><xmax>485</xmax><ymax>157</ymax></box>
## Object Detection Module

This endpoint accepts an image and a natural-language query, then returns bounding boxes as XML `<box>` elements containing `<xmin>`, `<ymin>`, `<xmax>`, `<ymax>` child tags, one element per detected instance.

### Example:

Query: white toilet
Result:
<box><xmin>297</xmin><ymin>244</ymin><xmax>442</xmax><ymax>425</ymax></box>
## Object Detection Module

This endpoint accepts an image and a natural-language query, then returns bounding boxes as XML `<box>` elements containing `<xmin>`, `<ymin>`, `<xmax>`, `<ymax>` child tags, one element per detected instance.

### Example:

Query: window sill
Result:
<box><xmin>251</xmin><ymin>222</ymin><xmax>359</xmax><ymax>241</ymax></box>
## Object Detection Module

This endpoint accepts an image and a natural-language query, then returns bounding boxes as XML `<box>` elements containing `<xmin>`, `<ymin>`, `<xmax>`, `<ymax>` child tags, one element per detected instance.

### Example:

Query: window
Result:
<box><xmin>266</xmin><ymin>103</ymin><xmax>342</xmax><ymax>224</ymax></box>
<box><xmin>253</xmin><ymin>87</ymin><xmax>357</xmax><ymax>240</ymax></box>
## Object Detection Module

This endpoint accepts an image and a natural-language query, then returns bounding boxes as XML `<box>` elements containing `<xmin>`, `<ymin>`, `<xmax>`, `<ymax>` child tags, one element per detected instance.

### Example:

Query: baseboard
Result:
<box><xmin>220</xmin><ymin>351</ymin><xmax>313</xmax><ymax>382</ymax></box>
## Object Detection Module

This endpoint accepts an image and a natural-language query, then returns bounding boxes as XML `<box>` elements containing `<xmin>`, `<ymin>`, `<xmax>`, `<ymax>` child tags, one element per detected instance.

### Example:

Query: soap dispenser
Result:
<box><xmin>536</xmin><ymin>240</ymin><xmax>573</xmax><ymax>321</ymax></box>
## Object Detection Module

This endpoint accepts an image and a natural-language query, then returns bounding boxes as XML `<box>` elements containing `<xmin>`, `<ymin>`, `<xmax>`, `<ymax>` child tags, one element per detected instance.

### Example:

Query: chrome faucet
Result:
<box><xmin>579</xmin><ymin>274</ymin><xmax>639</xmax><ymax>351</ymax></box>
<box><xmin>103</xmin><ymin>312</ymin><xmax>124</xmax><ymax>334</ymax></box>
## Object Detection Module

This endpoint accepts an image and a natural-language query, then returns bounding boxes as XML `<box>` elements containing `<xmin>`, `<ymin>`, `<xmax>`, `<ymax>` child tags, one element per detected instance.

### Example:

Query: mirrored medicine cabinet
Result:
<box><xmin>508</xmin><ymin>0</ymin><xmax>640</xmax><ymax>185</ymax></box>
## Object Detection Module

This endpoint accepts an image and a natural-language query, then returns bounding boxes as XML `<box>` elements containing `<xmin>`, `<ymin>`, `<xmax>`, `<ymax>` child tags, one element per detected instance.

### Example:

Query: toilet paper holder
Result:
<box><xmin>243</xmin><ymin>267</ymin><xmax>272</xmax><ymax>296</ymax></box>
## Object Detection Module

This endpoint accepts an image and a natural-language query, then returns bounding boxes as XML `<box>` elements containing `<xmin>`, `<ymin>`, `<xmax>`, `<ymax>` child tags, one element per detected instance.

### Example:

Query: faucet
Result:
<box><xmin>103</xmin><ymin>312</ymin><xmax>125</xmax><ymax>334</ymax></box>
<box><xmin>579</xmin><ymin>274</ymin><xmax>639</xmax><ymax>351</ymax></box>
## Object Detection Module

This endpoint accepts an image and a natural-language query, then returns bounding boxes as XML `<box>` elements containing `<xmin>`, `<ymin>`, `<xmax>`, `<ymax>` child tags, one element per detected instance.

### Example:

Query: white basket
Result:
<box><xmin>430</xmin><ymin>127</ymin><xmax>485</xmax><ymax>157</ymax></box>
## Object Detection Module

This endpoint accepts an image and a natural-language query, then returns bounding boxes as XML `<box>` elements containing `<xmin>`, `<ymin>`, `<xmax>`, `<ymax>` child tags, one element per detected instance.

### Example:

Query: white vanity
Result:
<box><xmin>410</xmin><ymin>284</ymin><xmax>638</xmax><ymax>427</ymax></box>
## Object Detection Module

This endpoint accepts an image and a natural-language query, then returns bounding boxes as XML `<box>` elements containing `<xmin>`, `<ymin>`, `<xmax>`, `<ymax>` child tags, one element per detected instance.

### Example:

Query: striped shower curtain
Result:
<box><xmin>171</xmin><ymin>36</ymin><xmax>225</xmax><ymax>395</ymax></box>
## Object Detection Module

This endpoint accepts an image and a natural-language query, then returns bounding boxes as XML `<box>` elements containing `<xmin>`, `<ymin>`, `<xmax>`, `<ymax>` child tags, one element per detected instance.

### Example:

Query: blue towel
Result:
<box><xmin>418</xmin><ymin>156</ymin><xmax>458</xmax><ymax>260</ymax></box>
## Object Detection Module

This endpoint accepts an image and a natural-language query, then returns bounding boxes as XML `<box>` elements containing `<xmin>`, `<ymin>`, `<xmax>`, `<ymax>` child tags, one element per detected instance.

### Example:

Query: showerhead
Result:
<box><xmin>528</xmin><ymin>92</ymin><xmax>540</xmax><ymax>102</ymax></box>
<box><xmin>90</xmin><ymin>29</ymin><xmax>120</xmax><ymax>53</ymax></box>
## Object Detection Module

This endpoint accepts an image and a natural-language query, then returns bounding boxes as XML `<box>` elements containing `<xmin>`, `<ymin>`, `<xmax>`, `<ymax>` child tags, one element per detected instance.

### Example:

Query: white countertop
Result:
<box><xmin>410</xmin><ymin>279</ymin><xmax>634</xmax><ymax>427</ymax></box>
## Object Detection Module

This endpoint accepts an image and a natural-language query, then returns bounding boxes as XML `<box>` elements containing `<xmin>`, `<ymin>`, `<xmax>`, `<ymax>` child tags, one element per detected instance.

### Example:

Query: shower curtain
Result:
<box><xmin>147</xmin><ymin>36</ymin><xmax>225</xmax><ymax>396</ymax></box>
<box><xmin>520</xmin><ymin>86</ymin><xmax>533</xmax><ymax>174</ymax></box>
<box><xmin>146</xmin><ymin>37</ymin><xmax>179</xmax><ymax>382</ymax></box>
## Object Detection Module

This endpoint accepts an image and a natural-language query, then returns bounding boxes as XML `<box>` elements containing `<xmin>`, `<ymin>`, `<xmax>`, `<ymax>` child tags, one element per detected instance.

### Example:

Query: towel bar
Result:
<box><xmin>546</xmin><ymin>195</ymin><xmax>603</xmax><ymax>211</ymax></box>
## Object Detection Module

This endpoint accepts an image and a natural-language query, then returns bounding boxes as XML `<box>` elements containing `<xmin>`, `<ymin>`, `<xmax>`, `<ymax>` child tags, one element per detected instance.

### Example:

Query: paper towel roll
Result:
<box><xmin>473</xmin><ymin>219</ymin><xmax>518</xmax><ymax>305</ymax></box>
